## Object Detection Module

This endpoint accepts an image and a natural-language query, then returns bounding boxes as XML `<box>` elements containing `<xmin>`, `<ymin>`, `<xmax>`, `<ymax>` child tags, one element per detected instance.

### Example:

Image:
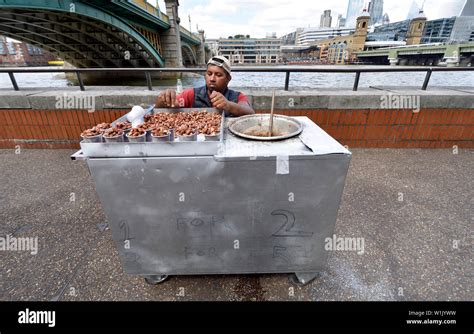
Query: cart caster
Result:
<box><xmin>144</xmin><ymin>275</ymin><xmax>169</xmax><ymax>285</ymax></box>
<box><xmin>288</xmin><ymin>272</ymin><xmax>319</xmax><ymax>286</ymax></box>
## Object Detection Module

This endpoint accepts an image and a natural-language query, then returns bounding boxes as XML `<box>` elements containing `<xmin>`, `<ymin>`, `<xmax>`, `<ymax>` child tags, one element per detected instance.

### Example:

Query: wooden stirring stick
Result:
<box><xmin>269</xmin><ymin>89</ymin><xmax>275</xmax><ymax>136</ymax></box>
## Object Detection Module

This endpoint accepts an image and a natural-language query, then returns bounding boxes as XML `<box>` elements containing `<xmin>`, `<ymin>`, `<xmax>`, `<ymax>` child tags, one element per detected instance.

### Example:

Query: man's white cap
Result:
<box><xmin>207</xmin><ymin>56</ymin><xmax>231</xmax><ymax>76</ymax></box>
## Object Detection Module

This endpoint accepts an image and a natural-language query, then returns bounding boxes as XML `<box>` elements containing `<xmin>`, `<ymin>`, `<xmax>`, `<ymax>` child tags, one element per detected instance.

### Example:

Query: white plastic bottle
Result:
<box><xmin>176</xmin><ymin>78</ymin><xmax>183</xmax><ymax>94</ymax></box>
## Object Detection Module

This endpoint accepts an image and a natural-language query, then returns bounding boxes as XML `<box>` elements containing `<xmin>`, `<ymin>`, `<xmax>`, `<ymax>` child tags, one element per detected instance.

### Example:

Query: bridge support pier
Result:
<box><xmin>161</xmin><ymin>0</ymin><xmax>183</xmax><ymax>68</ymax></box>
<box><xmin>196</xmin><ymin>30</ymin><xmax>207</xmax><ymax>66</ymax></box>
<box><xmin>445</xmin><ymin>56</ymin><xmax>460</xmax><ymax>67</ymax></box>
<box><xmin>388</xmin><ymin>57</ymin><xmax>399</xmax><ymax>66</ymax></box>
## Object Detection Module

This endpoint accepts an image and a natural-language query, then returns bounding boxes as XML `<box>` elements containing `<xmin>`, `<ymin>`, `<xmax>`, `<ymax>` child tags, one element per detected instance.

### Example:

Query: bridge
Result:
<box><xmin>0</xmin><ymin>0</ymin><xmax>206</xmax><ymax>68</ymax></box>
<box><xmin>355</xmin><ymin>42</ymin><xmax>474</xmax><ymax>67</ymax></box>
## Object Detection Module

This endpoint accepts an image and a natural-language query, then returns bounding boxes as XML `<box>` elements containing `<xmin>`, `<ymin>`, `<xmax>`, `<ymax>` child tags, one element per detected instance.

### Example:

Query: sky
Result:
<box><xmin>152</xmin><ymin>0</ymin><xmax>467</xmax><ymax>39</ymax></box>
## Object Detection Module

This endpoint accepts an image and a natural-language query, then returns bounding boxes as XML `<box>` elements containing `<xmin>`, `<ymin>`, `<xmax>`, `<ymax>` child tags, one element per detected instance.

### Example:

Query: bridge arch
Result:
<box><xmin>0</xmin><ymin>0</ymin><xmax>165</xmax><ymax>67</ymax></box>
<box><xmin>181</xmin><ymin>43</ymin><xmax>197</xmax><ymax>66</ymax></box>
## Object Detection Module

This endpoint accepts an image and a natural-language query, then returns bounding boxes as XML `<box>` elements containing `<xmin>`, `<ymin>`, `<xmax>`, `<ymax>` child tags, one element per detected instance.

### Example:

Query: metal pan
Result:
<box><xmin>228</xmin><ymin>114</ymin><xmax>303</xmax><ymax>141</ymax></box>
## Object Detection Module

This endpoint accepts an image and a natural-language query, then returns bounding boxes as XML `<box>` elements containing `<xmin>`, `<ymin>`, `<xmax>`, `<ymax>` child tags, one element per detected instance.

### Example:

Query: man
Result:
<box><xmin>156</xmin><ymin>56</ymin><xmax>255</xmax><ymax>117</ymax></box>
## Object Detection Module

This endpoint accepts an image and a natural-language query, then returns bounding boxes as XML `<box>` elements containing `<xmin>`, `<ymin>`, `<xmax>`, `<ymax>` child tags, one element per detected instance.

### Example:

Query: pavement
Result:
<box><xmin>0</xmin><ymin>148</ymin><xmax>472</xmax><ymax>301</ymax></box>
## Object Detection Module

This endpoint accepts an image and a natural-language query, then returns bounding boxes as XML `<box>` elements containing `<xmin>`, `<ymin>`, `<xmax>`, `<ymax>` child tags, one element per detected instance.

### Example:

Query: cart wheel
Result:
<box><xmin>144</xmin><ymin>275</ymin><xmax>169</xmax><ymax>285</ymax></box>
<box><xmin>288</xmin><ymin>273</ymin><xmax>319</xmax><ymax>286</ymax></box>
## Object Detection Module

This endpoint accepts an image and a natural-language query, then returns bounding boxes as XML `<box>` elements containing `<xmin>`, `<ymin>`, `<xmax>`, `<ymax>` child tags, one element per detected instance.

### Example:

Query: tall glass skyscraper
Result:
<box><xmin>430</xmin><ymin>0</ymin><xmax>468</xmax><ymax>18</ymax></box>
<box><xmin>460</xmin><ymin>0</ymin><xmax>473</xmax><ymax>16</ymax></box>
<box><xmin>368</xmin><ymin>0</ymin><xmax>384</xmax><ymax>25</ymax></box>
<box><xmin>345</xmin><ymin>0</ymin><xmax>365</xmax><ymax>28</ymax></box>
<box><xmin>450</xmin><ymin>0</ymin><xmax>474</xmax><ymax>42</ymax></box>
<box><xmin>406</xmin><ymin>1</ymin><xmax>420</xmax><ymax>20</ymax></box>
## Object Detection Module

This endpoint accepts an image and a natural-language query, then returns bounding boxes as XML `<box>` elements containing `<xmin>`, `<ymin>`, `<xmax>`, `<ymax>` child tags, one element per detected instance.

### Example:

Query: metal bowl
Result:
<box><xmin>151</xmin><ymin>132</ymin><xmax>170</xmax><ymax>142</ymax></box>
<box><xmin>126</xmin><ymin>133</ymin><xmax>146</xmax><ymax>143</ymax></box>
<box><xmin>228</xmin><ymin>114</ymin><xmax>303</xmax><ymax>141</ymax></box>
<box><xmin>80</xmin><ymin>134</ymin><xmax>103</xmax><ymax>143</ymax></box>
<box><xmin>103</xmin><ymin>134</ymin><xmax>124</xmax><ymax>143</ymax></box>
<box><xmin>177</xmin><ymin>132</ymin><xmax>197</xmax><ymax>141</ymax></box>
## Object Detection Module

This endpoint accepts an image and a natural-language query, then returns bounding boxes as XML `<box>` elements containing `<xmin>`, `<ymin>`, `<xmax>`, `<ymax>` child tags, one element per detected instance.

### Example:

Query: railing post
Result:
<box><xmin>145</xmin><ymin>71</ymin><xmax>153</xmax><ymax>91</ymax></box>
<box><xmin>421</xmin><ymin>69</ymin><xmax>432</xmax><ymax>91</ymax></box>
<box><xmin>76</xmin><ymin>71</ymin><xmax>85</xmax><ymax>91</ymax></box>
<box><xmin>8</xmin><ymin>72</ymin><xmax>19</xmax><ymax>91</ymax></box>
<box><xmin>284</xmin><ymin>71</ymin><xmax>290</xmax><ymax>91</ymax></box>
<box><xmin>353</xmin><ymin>71</ymin><xmax>360</xmax><ymax>91</ymax></box>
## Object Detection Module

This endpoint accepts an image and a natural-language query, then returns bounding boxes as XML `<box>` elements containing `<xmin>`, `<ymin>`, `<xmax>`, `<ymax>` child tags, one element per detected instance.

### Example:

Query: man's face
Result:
<box><xmin>205</xmin><ymin>65</ymin><xmax>230</xmax><ymax>93</ymax></box>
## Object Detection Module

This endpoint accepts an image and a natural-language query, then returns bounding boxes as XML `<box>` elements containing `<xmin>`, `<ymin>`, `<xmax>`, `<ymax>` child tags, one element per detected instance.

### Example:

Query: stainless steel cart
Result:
<box><xmin>72</xmin><ymin>108</ymin><xmax>351</xmax><ymax>285</ymax></box>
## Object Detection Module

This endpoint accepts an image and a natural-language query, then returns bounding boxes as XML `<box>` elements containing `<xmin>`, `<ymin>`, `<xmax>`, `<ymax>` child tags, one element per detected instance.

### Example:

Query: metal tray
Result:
<box><xmin>228</xmin><ymin>114</ymin><xmax>303</xmax><ymax>141</ymax></box>
<box><xmin>77</xmin><ymin>107</ymin><xmax>225</xmax><ymax>158</ymax></box>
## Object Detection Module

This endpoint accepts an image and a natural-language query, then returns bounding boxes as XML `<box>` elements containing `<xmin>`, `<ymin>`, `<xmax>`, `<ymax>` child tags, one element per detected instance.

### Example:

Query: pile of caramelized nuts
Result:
<box><xmin>128</xmin><ymin>128</ymin><xmax>146</xmax><ymax>137</ymax></box>
<box><xmin>151</xmin><ymin>127</ymin><xmax>169</xmax><ymax>137</ymax></box>
<box><xmin>145</xmin><ymin>111</ymin><xmax>221</xmax><ymax>136</ymax></box>
<box><xmin>80</xmin><ymin>111</ymin><xmax>221</xmax><ymax>139</ymax></box>
<box><xmin>103</xmin><ymin>127</ymin><xmax>123</xmax><ymax>138</ymax></box>
<box><xmin>80</xmin><ymin>127</ymin><xmax>101</xmax><ymax>137</ymax></box>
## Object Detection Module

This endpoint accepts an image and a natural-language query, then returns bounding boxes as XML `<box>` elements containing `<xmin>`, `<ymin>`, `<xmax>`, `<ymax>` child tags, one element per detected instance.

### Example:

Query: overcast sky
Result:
<box><xmin>154</xmin><ymin>0</ymin><xmax>467</xmax><ymax>38</ymax></box>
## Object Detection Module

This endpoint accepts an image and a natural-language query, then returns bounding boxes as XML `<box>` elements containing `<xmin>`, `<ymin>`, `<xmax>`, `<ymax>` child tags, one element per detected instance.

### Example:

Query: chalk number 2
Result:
<box><xmin>271</xmin><ymin>209</ymin><xmax>313</xmax><ymax>237</ymax></box>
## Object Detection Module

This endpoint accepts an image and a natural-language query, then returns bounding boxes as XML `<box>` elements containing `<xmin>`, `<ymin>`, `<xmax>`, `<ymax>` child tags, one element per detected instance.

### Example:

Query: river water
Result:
<box><xmin>0</xmin><ymin>66</ymin><xmax>472</xmax><ymax>90</ymax></box>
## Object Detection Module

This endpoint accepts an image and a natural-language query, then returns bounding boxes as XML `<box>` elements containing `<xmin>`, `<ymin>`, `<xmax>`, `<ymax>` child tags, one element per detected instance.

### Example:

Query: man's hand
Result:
<box><xmin>210</xmin><ymin>91</ymin><xmax>230</xmax><ymax>110</ymax></box>
<box><xmin>157</xmin><ymin>89</ymin><xmax>179</xmax><ymax>108</ymax></box>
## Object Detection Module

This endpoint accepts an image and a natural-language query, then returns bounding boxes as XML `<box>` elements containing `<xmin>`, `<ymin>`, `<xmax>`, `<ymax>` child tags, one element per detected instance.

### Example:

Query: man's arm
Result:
<box><xmin>156</xmin><ymin>89</ymin><xmax>179</xmax><ymax>108</ymax></box>
<box><xmin>226</xmin><ymin>100</ymin><xmax>255</xmax><ymax>117</ymax></box>
<box><xmin>209</xmin><ymin>91</ymin><xmax>255</xmax><ymax>116</ymax></box>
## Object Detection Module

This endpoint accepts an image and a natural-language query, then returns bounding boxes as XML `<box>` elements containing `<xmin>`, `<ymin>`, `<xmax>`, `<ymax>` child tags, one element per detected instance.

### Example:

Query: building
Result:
<box><xmin>345</xmin><ymin>0</ymin><xmax>365</xmax><ymax>28</ymax></box>
<box><xmin>450</xmin><ymin>16</ymin><xmax>474</xmax><ymax>42</ymax></box>
<box><xmin>366</xmin><ymin>10</ymin><xmax>473</xmax><ymax>45</ymax></box>
<box><xmin>320</xmin><ymin>9</ymin><xmax>370</xmax><ymax>64</ymax></box>
<box><xmin>337</xmin><ymin>14</ymin><xmax>347</xmax><ymax>28</ymax></box>
<box><xmin>296</xmin><ymin>27</ymin><xmax>355</xmax><ymax>46</ymax></box>
<box><xmin>450</xmin><ymin>0</ymin><xmax>474</xmax><ymax>42</ymax></box>
<box><xmin>366</xmin><ymin>19</ymin><xmax>411</xmax><ymax>41</ymax></box>
<box><xmin>280</xmin><ymin>29</ymin><xmax>303</xmax><ymax>45</ymax></box>
<box><xmin>406</xmin><ymin>0</ymin><xmax>420</xmax><ymax>20</ymax></box>
<box><xmin>437</xmin><ymin>0</ymin><xmax>468</xmax><ymax>17</ymax></box>
<box><xmin>404</xmin><ymin>10</ymin><xmax>427</xmax><ymax>45</ymax></box>
<box><xmin>368</xmin><ymin>0</ymin><xmax>384</xmax><ymax>25</ymax></box>
<box><xmin>421</xmin><ymin>17</ymin><xmax>457</xmax><ymax>43</ymax></box>
<box><xmin>320</xmin><ymin>10</ymin><xmax>333</xmax><ymax>28</ymax></box>
<box><xmin>460</xmin><ymin>0</ymin><xmax>473</xmax><ymax>16</ymax></box>
<box><xmin>0</xmin><ymin>36</ymin><xmax>57</xmax><ymax>66</ymax></box>
<box><xmin>205</xmin><ymin>38</ymin><xmax>219</xmax><ymax>57</ymax></box>
<box><xmin>281</xmin><ymin>4</ymin><xmax>470</xmax><ymax>65</ymax></box>
<box><xmin>280</xmin><ymin>45</ymin><xmax>320</xmax><ymax>63</ymax></box>
<box><xmin>216</xmin><ymin>37</ymin><xmax>281</xmax><ymax>64</ymax></box>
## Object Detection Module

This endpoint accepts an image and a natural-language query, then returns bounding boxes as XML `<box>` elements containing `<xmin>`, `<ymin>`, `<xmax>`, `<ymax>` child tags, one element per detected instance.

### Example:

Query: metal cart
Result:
<box><xmin>71</xmin><ymin>107</ymin><xmax>351</xmax><ymax>285</ymax></box>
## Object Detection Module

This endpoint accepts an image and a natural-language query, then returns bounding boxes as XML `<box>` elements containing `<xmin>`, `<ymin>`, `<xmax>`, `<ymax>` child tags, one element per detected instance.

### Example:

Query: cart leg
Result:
<box><xmin>144</xmin><ymin>275</ymin><xmax>169</xmax><ymax>285</ymax></box>
<box><xmin>289</xmin><ymin>272</ymin><xmax>319</xmax><ymax>286</ymax></box>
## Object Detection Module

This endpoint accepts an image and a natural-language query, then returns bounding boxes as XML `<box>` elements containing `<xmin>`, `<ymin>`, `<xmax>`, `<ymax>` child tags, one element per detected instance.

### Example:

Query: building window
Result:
<box><xmin>7</xmin><ymin>41</ymin><xmax>16</xmax><ymax>55</ymax></box>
